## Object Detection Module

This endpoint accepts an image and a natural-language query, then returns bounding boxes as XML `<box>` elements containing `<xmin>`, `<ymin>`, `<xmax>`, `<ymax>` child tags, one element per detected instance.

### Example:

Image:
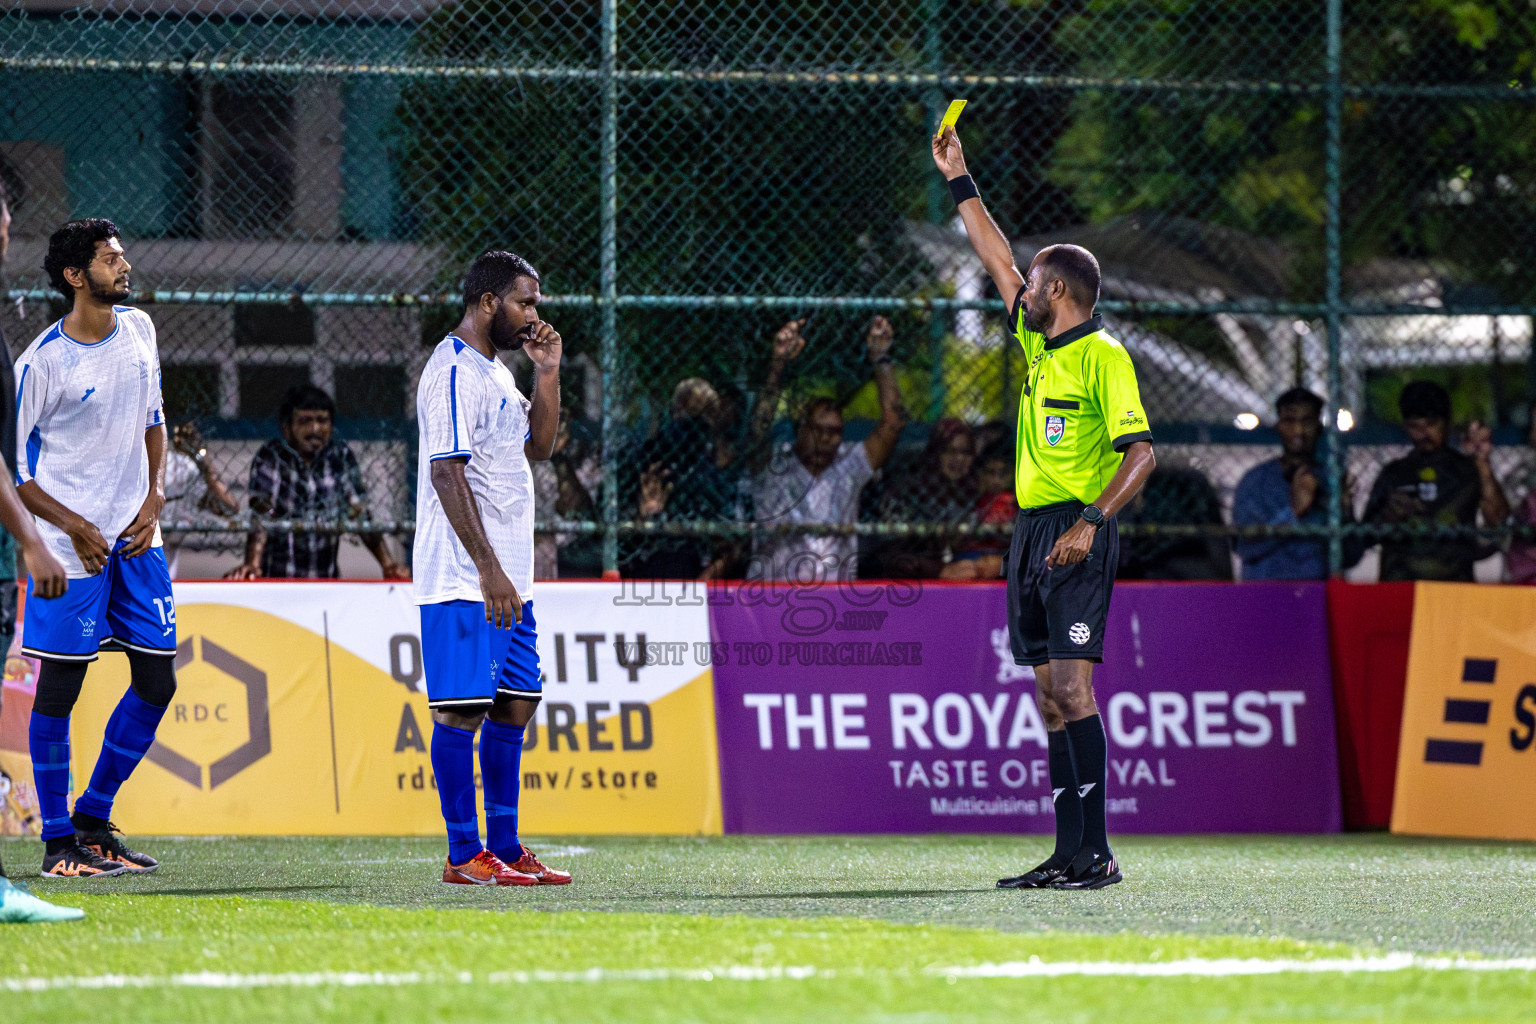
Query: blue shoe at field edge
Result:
<box><xmin>0</xmin><ymin>876</ymin><xmax>86</xmax><ymax>923</ymax></box>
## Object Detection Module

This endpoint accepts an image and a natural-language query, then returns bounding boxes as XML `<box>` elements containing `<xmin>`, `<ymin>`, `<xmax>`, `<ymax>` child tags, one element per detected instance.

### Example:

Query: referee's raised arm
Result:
<box><xmin>931</xmin><ymin>126</ymin><xmax>1025</xmax><ymax>309</ymax></box>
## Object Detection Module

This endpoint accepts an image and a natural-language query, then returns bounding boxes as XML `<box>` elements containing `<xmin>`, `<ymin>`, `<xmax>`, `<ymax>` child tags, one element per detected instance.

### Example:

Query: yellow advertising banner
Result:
<box><xmin>69</xmin><ymin>582</ymin><xmax>722</xmax><ymax>835</ymax></box>
<box><xmin>1393</xmin><ymin>582</ymin><xmax>1536</xmax><ymax>840</ymax></box>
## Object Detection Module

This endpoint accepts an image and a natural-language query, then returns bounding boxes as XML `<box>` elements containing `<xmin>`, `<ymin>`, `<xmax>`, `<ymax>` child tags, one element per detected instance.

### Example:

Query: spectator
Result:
<box><xmin>871</xmin><ymin>418</ymin><xmax>976</xmax><ymax>578</ymax></box>
<box><xmin>533</xmin><ymin>410</ymin><xmax>601</xmax><ymax>579</ymax></box>
<box><xmin>622</xmin><ymin>378</ymin><xmax>733</xmax><ymax>579</ymax></box>
<box><xmin>227</xmin><ymin>384</ymin><xmax>409</xmax><ymax>580</ymax></box>
<box><xmin>1232</xmin><ymin>388</ymin><xmax>1364</xmax><ymax>580</ymax></box>
<box><xmin>700</xmin><ymin>382</ymin><xmax>754</xmax><ymax>579</ymax></box>
<box><xmin>1363</xmin><ymin>380</ymin><xmax>1509</xmax><ymax>582</ymax></box>
<box><xmin>940</xmin><ymin>439</ymin><xmax>1018</xmax><ymax>580</ymax></box>
<box><xmin>749</xmin><ymin>316</ymin><xmax>904</xmax><ymax>582</ymax></box>
<box><xmin>160</xmin><ymin>421</ymin><xmax>238</xmax><ymax>579</ymax></box>
<box><xmin>1506</xmin><ymin>401</ymin><xmax>1536</xmax><ymax>584</ymax></box>
<box><xmin>1118</xmin><ymin>463</ymin><xmax>1231</xmax><ymax>580</ymax></box>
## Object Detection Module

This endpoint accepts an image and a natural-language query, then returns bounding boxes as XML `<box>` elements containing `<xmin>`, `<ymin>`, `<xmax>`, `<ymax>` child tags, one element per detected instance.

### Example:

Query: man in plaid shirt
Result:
<box><xmin>228</xmin><ymin>384</ymin><xmax>409</xmax><ymax>580</ymax></box>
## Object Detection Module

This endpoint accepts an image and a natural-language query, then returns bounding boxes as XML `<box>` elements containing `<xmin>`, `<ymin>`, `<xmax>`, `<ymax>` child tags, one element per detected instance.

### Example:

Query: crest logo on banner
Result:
<box><xmin>1045</xmin><ymin>415</ymin><xmax>1065</xmax><ymax>446</ymax></box>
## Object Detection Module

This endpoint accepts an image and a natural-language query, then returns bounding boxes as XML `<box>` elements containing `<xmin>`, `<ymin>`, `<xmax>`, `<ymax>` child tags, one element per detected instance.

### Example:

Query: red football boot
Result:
<box><xmin>505</xmin><ymin>844</ymin><xmax>572</xmax><ymax>885</ymax></box>
<box><xmin>442</xmin><ymin>850</ymin><xmax>537</xmax><ymax>886</ymax></box>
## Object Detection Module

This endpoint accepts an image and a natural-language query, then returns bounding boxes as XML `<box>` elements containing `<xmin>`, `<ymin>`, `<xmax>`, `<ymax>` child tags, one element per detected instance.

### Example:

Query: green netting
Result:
<box><xmin>0</xmin><ymin>1</ymin><xmax>1532</xmax><ymax>581</ymax></box>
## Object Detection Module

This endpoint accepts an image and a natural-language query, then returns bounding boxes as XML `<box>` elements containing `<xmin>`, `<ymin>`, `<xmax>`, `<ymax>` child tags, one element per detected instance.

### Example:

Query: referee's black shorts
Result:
<box><xmin>1005</xmin><ymin>500</ymin><xmax>1118</xmax><ymax>667</ymax></box>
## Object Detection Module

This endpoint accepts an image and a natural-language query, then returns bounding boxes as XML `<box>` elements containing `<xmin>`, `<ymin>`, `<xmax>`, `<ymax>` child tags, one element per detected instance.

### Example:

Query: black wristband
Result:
<box><xmin>947</xmin><ymin>174</ymin><xmax>980</xmax><ymax>205</ymax></box>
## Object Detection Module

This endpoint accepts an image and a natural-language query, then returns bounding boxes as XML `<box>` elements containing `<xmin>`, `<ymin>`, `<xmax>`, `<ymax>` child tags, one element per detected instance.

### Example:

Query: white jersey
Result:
<box><xmin>412</xmin><ymin>335</ymin><xmax>535</xmax><ymax>605</ymax></box>
<box><xmin>751</xmin><ymin>441</ymin><xmax>874</xmax><ymax>583</ymax></box>
<box><xmin>15</xmin><ymin>306</ymin><xmax>165</xmax><ymax>578</ymax></box>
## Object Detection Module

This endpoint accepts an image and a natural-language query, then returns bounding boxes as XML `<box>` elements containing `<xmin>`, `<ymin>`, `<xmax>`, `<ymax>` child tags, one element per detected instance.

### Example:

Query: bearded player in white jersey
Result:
<box><xmin>17</xmin><ymin>219</ymin><xmax>177</xmax><ymax>880</ymax></box>
<box><xmin>414</xmin><ymin>250</ymin><xmax>571</xmax><ymax>886</ymax></box>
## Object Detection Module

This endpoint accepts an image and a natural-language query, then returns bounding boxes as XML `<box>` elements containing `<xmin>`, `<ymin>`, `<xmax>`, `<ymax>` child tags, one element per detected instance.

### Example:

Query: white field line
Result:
<box><xmin>5</xmin><ymin>956</ymin><xmax>1535</xmax><ymax>992</ymax></box>
<box><xmin>937</xmin><ymin>955</ymin><xmax>1536</xmax><ymax>978</ymax></box>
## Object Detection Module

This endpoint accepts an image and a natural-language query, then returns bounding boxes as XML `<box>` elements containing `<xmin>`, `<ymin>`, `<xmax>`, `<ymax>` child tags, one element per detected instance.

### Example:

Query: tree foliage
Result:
<box><xmin>1045</xmin><ymin>0</ymin><xmax>1536</xmax><ymax>301</ymax></box>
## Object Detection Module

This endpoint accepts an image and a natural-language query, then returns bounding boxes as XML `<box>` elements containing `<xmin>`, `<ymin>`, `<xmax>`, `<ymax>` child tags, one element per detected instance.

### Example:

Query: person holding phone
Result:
<box><xmin>1362</xmin><ymin>380</ymin><xmax>1509</xmax><ymax>582</ymax></box>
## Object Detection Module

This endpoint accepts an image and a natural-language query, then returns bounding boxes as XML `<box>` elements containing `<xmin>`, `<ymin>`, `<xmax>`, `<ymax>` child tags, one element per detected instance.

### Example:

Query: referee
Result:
<box><xmin>933</xmin><ymin>126</ymin><xmax>1156</xmax><ymax>891</ymax></box>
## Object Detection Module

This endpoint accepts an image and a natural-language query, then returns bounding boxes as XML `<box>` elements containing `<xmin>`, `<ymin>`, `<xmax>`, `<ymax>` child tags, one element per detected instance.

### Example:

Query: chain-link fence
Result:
<box><xmin>1</xmin><ymin>1</ymin><xmax>1533</xmax><ymax>582</ymax></box>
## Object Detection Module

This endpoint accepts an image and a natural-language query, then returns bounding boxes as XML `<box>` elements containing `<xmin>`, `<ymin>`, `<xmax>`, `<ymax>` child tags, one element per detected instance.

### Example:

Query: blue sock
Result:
<box><xmin>480</xmin><ymin>719</ymin><xmax>525</xmax><ymax>862</ymax></box>
<box><xmin>73</xmin><ymin>689</ymin><xmax>168</xmax><ymax>824</ymax></box>
<box><xmin>28</xmin><ymin>713</ymin><xmax>74</xmax><ymax>841</ymax></box>
<box><xmin>431</xmin><ymin>722</ymin><xmax>482</xmax><ymax>865</ymax></box>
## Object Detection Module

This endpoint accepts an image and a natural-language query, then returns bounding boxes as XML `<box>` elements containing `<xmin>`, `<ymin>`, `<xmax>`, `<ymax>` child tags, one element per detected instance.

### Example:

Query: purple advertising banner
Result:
<box><xmin>711</xmin><ymin>581</ymin><xmax>1341</xmax><ymax>834</ymax></box>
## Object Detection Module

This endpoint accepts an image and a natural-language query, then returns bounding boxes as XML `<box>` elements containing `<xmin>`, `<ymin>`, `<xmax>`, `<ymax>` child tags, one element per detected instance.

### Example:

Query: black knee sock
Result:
<box><xmin>33</xmin><ymin>659</ymin><xmax>88</xmax><ymax>718</ymax></box>
<box><xmin>1046</xmin><ymin>729</ymin><xmax>1083</xmax><ymax>865</ymax></box>
<box><xmin>1066</xmin><ymin>713</ymin><xmax>1110</xmax><ymax>856</ymax></box>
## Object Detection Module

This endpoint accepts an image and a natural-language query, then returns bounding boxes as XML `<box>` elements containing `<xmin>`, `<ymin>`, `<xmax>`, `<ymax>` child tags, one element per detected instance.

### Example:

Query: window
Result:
<box><xmin>234</xmin><ymin>303</ymin><xmax>316</xmax><ymax>348</ymax></box>
<box><xmin>335</xmin><ymin>364</ymin><xmax>405</xmax><ymax>420</ymax></box>
<box><xmin>238</xmin><ymin>365</ymin><xmax>311</xmax><ymax>421</ymax></box>
<box><xmin>205</xmin><ymin>80</ymin><xmax>295</xmax><ymax>240</ymax></box>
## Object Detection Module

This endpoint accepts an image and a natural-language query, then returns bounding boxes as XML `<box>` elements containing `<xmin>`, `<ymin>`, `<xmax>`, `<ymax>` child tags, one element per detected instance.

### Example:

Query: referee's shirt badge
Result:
<box><xmin>1044</xmin><ymin>415</ymin><xmax>1065</xmax><ymax>447</ymax></box>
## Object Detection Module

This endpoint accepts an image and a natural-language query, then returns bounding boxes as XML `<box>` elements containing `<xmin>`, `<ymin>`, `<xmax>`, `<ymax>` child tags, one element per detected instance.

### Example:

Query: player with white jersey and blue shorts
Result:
<box><xmin>18</xmin><ymin>219</ymin><xmax>177</xmax><ymax>880</ymax></box>
<box><xmin>414</xmin><ymin>250</ymin><xmax>570</xmax><ymax>887</ymax></box>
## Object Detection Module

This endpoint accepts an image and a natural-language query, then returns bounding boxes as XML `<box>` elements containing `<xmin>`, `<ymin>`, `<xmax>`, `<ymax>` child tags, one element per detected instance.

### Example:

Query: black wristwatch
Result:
<box><xmin>1080</xmin><ymin>504</ymin><xmax>1106</xmax><ymax>528</ymax></box>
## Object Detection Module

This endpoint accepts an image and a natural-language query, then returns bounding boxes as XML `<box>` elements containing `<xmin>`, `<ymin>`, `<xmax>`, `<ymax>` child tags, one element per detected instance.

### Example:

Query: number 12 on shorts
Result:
<box><xmin>152</xmin><ymin>595</ymin><xmax>176</xmax><ymax>627</ymax></box>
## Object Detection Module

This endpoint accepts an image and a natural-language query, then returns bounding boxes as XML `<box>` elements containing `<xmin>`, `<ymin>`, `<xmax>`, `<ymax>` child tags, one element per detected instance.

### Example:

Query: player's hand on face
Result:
<box><xmin>771</xmin><ymin>320</ymin><xmax>807</xmax><ymax>362</ymax></box>
<box><xmin>119</xmin><ymin>490</ymin><xmax>166</xmax><ymax>558</ymax></box>
<box><xmin>23</xmin><ymin>543</ymin><xmax>68</xmax><ymax>599</ymax></box>
<box><xmin>66</xmin><ymin>518</ymin><xmax>111</xmax><ymax>575</ymax></box>
<box><xmin>1044</xmin><ymin>519</ymin><xmax>1097</xmax><ymax>570</ymax></box>
<box><xmin>481</xmin><ymin>562</ymin><xmax>523</xmax><ymax>628</ymax></box>
<box><xmin>523</xmin><ymin>320</ymin><xmax>562</xmax><ymax>372</ymax></box>
<box><xmin>931</xmin><ymin>125</ymin><xmax>969</xmax><ymax>179</ymax></box>
<box><xmin>865</xmin><ymin>316</ymin><xmax>894</xmax><ymax>362</ymax></box>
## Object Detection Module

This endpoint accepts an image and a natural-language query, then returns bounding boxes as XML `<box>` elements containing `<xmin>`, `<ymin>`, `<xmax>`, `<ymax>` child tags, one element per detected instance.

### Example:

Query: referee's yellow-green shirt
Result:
<box><xmin>1011</xmin><ymin>310</ymin><xmax>1152</xmax><ymax>509</ymax></box>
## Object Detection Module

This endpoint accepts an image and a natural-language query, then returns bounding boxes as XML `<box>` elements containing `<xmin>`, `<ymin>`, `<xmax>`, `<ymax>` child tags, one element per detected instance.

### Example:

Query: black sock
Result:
<box><xmin>1066</xmin><ymin>713</ymin><xmax>1110</xmax><ymax>857</ymax></box>
<box><xmin>1046</xmin><ymin>729</ymin><xmax>1083</xmax><ymax>866</ymax></box>
<box><xmin>44</xmin><ymin>835</ymin><xmax>74</xmax><ymax>856</ymax></box>
<box><xmin>71</xmin><ymin>810</ymin><xmax>110</xmax><ymax>833</ymax></box>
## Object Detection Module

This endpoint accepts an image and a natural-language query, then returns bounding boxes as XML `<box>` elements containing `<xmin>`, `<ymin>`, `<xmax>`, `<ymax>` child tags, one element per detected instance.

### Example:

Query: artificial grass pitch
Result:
<box><xmin>1</xmin><ymin>834</ymin><xmax>1533</xmax><ymax>1023</ymax></box>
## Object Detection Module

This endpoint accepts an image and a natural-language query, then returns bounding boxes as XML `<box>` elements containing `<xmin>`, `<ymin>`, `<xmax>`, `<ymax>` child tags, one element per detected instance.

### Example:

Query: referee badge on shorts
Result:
<box><xmin>1044</xmin><ymin>415</ymin><xmax>1065</xmax><ymax>447</ymax></box>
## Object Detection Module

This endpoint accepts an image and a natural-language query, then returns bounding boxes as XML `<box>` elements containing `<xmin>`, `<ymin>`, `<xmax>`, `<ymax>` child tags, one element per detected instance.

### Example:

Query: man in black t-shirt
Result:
<box><xmin>1363</xmin><ymin>380</ymin><xmax>1509</xmax><ymax>582</ymax></box>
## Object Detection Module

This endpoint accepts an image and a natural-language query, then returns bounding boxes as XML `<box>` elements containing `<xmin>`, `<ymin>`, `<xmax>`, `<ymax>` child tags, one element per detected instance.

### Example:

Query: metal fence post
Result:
<box><xmin>1324</xmin><ymin>0</ymin><xmax>1345</xmax><ymax>576</ymax></box>
<box><xmin>925</xmin><ymin>0</ymin><xmax>947</xmax><ymax>418</ymax></box>
<box><xmin>599</xmin><ymin>0</ymin><xmax>621</xmax><ymax>578</ymax></box>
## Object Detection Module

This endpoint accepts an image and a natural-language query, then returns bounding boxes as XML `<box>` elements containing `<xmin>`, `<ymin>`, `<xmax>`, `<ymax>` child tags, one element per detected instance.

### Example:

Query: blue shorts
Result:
<box><xmin>419</xmin><ymin>599</ymin><xmax>541</xmax><ymax>711</ymax></box>
<box><xmin>22</xmin><ymin>541</ymin><xmax>177</xmax><ymax>662</ymax></box>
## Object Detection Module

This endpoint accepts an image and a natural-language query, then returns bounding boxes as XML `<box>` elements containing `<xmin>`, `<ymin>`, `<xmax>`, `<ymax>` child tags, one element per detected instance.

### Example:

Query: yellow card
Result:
<box><xmin>936</xmin><ymin>99</ymin><xmax>968</xmax><ymax>136</ymax></box>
